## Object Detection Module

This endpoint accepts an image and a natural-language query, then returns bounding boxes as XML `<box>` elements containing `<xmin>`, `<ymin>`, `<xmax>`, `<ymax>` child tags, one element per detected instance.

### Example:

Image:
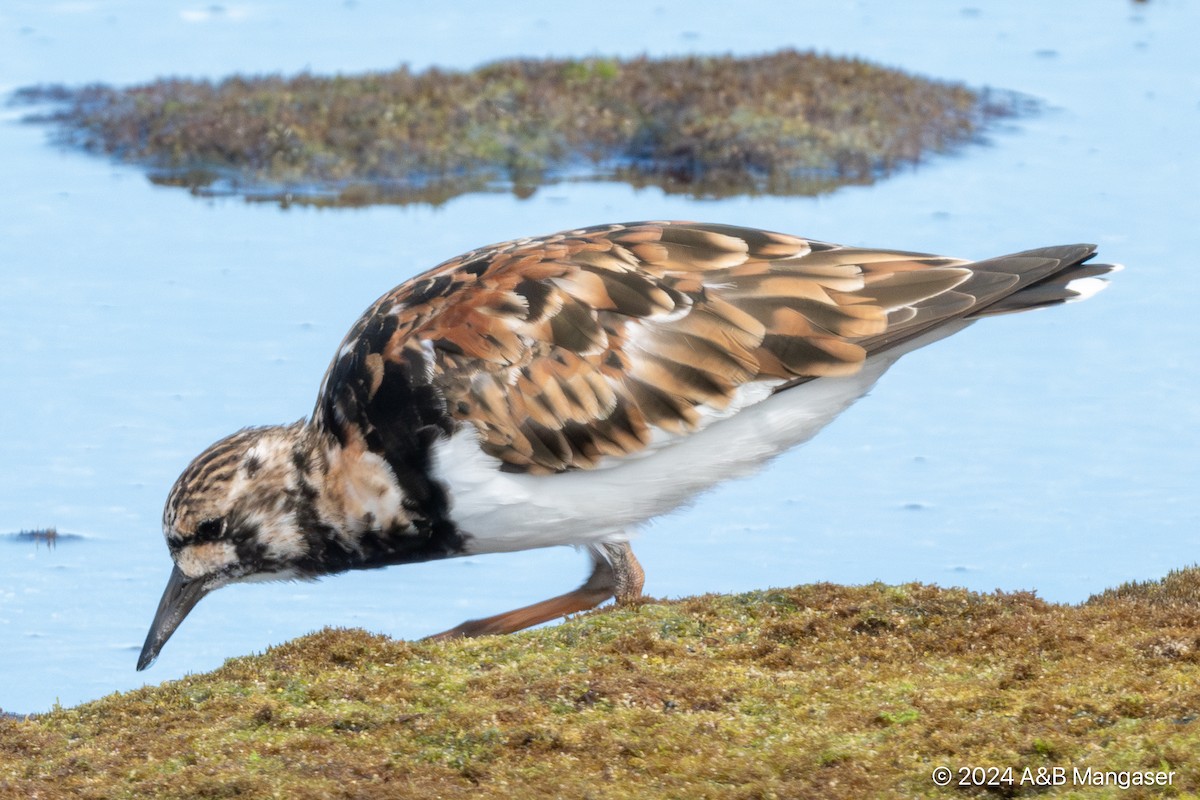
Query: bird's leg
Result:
<box><xmin>425</xmin><ymin>541</ymin><xmax>643</xmax><ymax>641</ymax></box>
<box><xmin>602</xmin><ymin>540</ymin><xmax>644</xmax><ymax>605</ymax></box>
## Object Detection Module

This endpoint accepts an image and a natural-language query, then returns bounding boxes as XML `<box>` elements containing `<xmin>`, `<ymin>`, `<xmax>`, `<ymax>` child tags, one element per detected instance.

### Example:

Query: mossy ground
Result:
<box><xmin>15</xmin><ymin>51</ymin><xmax>1017</xmax><ymax>206</ymax></box>
<box><xmin>3</xmin><ymin>570</ymin><xmax>1200</xmax><ymax>799</ymax></box>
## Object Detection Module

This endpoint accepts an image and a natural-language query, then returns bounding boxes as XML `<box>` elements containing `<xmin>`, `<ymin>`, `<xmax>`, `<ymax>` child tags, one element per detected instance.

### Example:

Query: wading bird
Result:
<box><xmin>138</xmin><ymin>221</ymin><xmax>1116</xmax><ymax>670</ymax></box>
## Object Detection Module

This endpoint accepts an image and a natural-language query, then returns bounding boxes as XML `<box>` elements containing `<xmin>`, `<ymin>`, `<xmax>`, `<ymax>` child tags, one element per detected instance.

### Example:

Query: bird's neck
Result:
<box><xmin>293</xmin><ymin>422</ymin><xmax>468</xmax><ymax>575</ymax></box>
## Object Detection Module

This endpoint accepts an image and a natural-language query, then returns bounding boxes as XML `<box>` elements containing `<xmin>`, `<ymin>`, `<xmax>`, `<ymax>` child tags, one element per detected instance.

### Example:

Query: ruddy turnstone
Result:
<box><xmin>138</xmin><ymin>221</ymin><xmax>1117</xmax><ymax>669</ymax></box>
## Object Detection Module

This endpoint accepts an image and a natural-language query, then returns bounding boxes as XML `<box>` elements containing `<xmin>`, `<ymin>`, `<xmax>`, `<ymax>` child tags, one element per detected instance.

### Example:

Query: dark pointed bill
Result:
<box><xmin>137</xmin><ymin>565</ymin><xmax>210</xmax><ymax>671</ymax></box>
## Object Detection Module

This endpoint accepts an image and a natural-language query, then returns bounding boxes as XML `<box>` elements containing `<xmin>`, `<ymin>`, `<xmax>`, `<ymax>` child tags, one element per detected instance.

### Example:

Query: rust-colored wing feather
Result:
<box><xmin>316</xmin><ymin>222</ymin><xmax>1094</xmax><ymax>474</ymax></box>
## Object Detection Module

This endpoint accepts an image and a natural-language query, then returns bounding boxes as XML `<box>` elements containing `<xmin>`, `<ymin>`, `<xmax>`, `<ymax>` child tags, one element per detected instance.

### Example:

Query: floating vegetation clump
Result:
<box><xmin>15</xmin><ymin>51</ymin><xmax>1020</xmax><ymax>206</ymax></box>
<box><xmin>2</xmin><ymin>575</ymin><xmax>1199</xmax><ymax>797</ymax></box>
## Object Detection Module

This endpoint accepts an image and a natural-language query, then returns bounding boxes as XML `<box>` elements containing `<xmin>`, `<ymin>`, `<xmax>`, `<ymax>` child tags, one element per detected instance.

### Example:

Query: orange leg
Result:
<box><xmin>426</xmin><ymin>541</ymin><xmax>644</xmax><ymax>640</ymax></box>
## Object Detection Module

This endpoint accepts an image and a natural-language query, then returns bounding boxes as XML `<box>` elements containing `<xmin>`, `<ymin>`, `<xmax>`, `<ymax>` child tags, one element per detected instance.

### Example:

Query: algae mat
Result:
<box><xmin>3</xmin><ymin>574</ymin><xmax>1198</xmax><ymax>798</ymax></box>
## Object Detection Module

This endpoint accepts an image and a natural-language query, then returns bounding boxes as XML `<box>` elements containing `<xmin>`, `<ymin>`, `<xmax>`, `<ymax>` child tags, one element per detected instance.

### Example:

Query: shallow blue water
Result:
<box><xmin>1</xmin><ymin>1</ymin><xmax>1197</xmax><ymax>714</ymax></box>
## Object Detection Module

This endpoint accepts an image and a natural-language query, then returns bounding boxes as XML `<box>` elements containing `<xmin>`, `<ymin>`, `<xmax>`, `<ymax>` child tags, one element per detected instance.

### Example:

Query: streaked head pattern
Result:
<box><xmin>139</xmin><ymin>423</ymin><xmax>317</xmax><ymax>670</ymax></box>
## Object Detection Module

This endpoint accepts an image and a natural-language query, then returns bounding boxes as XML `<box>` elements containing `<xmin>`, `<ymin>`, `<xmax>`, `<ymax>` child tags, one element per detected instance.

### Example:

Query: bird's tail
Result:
<box><xmin>963</xmin><ymin>244</ymin><xmax>1122</xmax><ymax>318</ymax></box>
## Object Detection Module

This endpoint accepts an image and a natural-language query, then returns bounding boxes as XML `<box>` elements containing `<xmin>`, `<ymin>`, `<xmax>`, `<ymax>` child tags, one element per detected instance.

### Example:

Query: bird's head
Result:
<box><xmin>138</xmin><ymin>423</ymin><xmax>319</xmax><ymax>670</ymax></box>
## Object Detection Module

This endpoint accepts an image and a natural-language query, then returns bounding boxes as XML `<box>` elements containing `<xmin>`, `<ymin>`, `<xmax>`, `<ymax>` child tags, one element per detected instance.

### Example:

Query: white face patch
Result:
<box><xmin>176</xmin><ymin>541</ymin><xmax>238</xmax><ymax>579</ymax></box>
<box><xmin>222</xmin><ymin>431</ymin><xmax>311</xmax><ymax>563</ymax></box>
<box><xmin>243</xmin><ymin>507</ymin><xmax>307</xmax><ymax>562</ymax></box>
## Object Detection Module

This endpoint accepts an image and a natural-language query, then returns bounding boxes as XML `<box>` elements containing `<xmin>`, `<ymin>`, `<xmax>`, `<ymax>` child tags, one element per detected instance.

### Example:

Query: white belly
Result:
<box><xmin>432</xmin><ymin>342</ymin><xmax>926</xmax><ymax>555</ymax></box>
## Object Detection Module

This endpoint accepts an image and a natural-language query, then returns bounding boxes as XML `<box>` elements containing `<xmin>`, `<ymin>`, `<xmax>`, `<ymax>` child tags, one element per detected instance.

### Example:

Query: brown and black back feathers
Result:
<box><xmin>315</xmin><ymin>222</ymin><xmax>1116</xmax><ymax>475</ymax></box>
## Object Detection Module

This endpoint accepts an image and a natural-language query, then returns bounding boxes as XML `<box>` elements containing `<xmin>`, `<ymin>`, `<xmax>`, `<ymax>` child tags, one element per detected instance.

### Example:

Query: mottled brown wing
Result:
<box><xmin>319</xmin><ymin>221</ymin><xmax>986</xmax><ymax>474</ymax></box>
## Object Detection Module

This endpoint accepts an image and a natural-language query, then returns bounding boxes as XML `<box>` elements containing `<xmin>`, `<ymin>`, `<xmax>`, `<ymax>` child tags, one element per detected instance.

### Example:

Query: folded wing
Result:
<box><xmin>317</xmin><ymin>221</ymin><xmax>1105</xmax><ymax>475</ymax></box>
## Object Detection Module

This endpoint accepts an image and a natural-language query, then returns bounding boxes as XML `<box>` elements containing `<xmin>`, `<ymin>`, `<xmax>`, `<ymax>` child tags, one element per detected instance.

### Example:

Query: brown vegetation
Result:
<box><xmin>3</xmin><ymin>570</ymin><xmax>1199</xmax><ymax>798</ymax></box>
<box><xmin>16</xmin><ymin>51</ymin><xmax>1017</xmax><ymax>206</ymax></box>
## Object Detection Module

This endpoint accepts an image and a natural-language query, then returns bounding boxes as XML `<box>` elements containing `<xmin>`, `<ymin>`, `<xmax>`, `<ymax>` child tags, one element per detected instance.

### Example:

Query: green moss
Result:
<box><xmin>5</xmin><ymin>574</ymin><xmax>1199</xmax><ymax>798</ymax></box>
<box><xmin>1088</xmin><ymin>564</ymin><xmax>1200</xmax><ymax>607</ymax></box>
<box><xmin>15</xmin><ymin>51</ymin><xmax>1020</xmax><ymax>207</ymax></box>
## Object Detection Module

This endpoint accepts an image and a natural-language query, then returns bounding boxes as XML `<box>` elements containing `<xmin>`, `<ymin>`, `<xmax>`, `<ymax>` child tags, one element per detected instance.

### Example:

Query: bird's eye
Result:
<box><xmin>194</xmin><ymin>517</ymin><xmax>225</xmax><ymax>540</ymax></box>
